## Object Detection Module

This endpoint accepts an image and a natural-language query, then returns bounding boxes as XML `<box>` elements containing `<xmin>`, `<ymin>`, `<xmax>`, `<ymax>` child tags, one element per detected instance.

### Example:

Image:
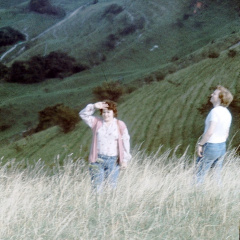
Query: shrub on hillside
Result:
<box><xmin>0</xmin><ymin>26</ymin><xmax>26</xmax><ymax>47</ymax></box>
<box><xmin>93</xmin><ymin>81</ymin><xmax>124</xmax><ymax>102</ymax></box>
<box><xmin>33</xmin><ymin>104</ymin><xmax>80</xmax><ymax>134</ymax></box>
<box><xmin>44</xmin><ymin>51</ymin><xmax>88</xmax><ymax>77</ymax></box>
<box><xmin>8</xmin><ymin>59</ymin><xmax>45</xmax><ymax>84</ymax></box>
<box><xmin>123</xmin><ymin>83</ymin><xmax>138</xmax><ymax>94</ymax></box>
<box><xmin>155</xmin><ymin>71</ymin><xmax>166</xmax><ymax>82</ymax></box>
<box><xmin>103</xmin><ymin>34</ymin><xmax>119</xmax><ymax>50</ymax></box>
<box><xmin>144</xmin><ymin>75</ymin><xmax>154</xmax><ymax>84</ymax></box>
<box><xmin>44</xmin><ymin>51</ymin><xmax>77</xmax><ymax>78</ymax></box>
<box><xmin>7</xmin><ymin>51</ymin><xmax>88</xmax><ymax>84</ymax></box>
<box><xmin>119</xmin><ymin>24</ymin><xmax>137</xmax><ymax>36</ymax></box>
<box><xmin>172</xmin><ymin>19</ymin><xmax>184</xmax><ymax>28</ymax></box>
<box><xmin>228</xmin><ymin>49</ymin><xmax>237</xmax><ymax>58</ymax></box>
<box><xmin>0</xmin><ymin>124</ymin><xmax>11</xmax><ymax>131</ymax></box>
<box><xmin>102</xmin><ymin>4</ymin><xmax>123</xmax><ymax>18</ymax></box>
<box><xmin>171</xmin><ymin>55</ymin><xmax>179</xmax><ymax>62</ymax></box>
<box><xmin>0</xmin><ymin>63</ymin><xmax>9</xmax><ymax>79</ymax></box>
<box><xmin>0</xmin><ymin>107</ymin><xmax>15</xmax><ymax>132</ymax></box>
<box><xmin>118</xmin><ymin>17</ymin><xmax>145</xmax><ymax>36</ymax></box>
<box><xmin>29</xmin><ymin>0</ymin><xmax>66</xmax><ymax>17</ymax></box>
<box><xmin>208</xmin><ymin>51</ymin><xmax>220</xmax><ymax>58</ymax></box>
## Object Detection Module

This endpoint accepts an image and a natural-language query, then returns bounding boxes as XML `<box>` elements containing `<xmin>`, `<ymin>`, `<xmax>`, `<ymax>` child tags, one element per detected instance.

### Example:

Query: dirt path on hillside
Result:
<box><xmin>0</xmin><ymin>3</ymin><xmax>89</xmax><ymax>62</ymax></box>
<box><xmin>0</xmin><ymin>31</ymin><xmax>29</xmax><ymax>61</ymax></box>
<box><xmin>31</xmin><ymin>4</ymin><xmax>88</xmax><ymax>42</ymax></box>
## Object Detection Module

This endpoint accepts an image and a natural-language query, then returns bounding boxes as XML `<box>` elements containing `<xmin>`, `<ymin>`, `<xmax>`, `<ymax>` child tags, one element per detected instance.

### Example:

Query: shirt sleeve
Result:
<box><xmin>122</xmin><ymin>127</ymin><xmax>132</xmax><ymax>162</ymax></box>
<box><xmin>209</xmin><ymin>108</ymin><xmax>219</xmax><ymax>123</ymax></box>
<box><xmin>79</xmin><ymin>104</ymin><xmax>97</xmax><ymax>128</ymax></box>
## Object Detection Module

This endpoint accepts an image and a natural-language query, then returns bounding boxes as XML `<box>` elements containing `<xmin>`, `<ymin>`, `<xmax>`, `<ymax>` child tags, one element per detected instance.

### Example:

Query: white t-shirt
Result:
<box><xmin>204</xmin><ymin>106</ymin><xmax>232</xmax><ymax>143</ymax></box>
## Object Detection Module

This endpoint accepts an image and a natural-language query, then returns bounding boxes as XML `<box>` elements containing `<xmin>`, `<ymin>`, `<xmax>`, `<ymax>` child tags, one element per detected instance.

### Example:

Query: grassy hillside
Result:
<box><xmin>2</xmin><ymin>0</ymin><xmax>239</xmax><ymax>68</ymax></box>
<box><xmin>0</xmin><ymin>0</ymin><xmax>240</xmax><ymax>163</ymax></box>
<box><xmin>1</xmin><ymin>41</ymin><xmax>240</xmax><ymax>164</ymax></box>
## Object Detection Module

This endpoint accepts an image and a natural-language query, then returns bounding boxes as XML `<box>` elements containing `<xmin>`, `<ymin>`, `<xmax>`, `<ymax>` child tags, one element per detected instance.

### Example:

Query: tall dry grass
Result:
<box><xmin>0</xmin><ymin>148</ymin><xmax>239</xmax><ymax>239</ymax></box>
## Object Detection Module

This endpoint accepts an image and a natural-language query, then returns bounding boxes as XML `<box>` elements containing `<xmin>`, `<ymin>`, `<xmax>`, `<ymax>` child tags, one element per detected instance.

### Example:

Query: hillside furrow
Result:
<box><xmin>141</xmin><ymin>89</ymin><xmax>175</xmax><ymax>150</ymax></box>
<box><xmin>152</xmin><ymin>93</ymin><xmax>184</xmax><ymax>151</ymax></box>
<box><xmin>68</xmin><ymin>125</ymin><xmax>92</xmax><ymax>158</ymax></box>
<box><xmin>142</xmin><ymin>84</ymin><xmax>181</xmax><ymax>152</ymax></box>
<box><xmin>170</xmin><ymin>83</ymin><xmax>204</xmax><ymax>153</ymax></box>
<box><xmin>121</xmin><ymin>86</ymin><xmax>160</xmax><ymax>144</ymax></box>
<box><xmin>141</xmin><ymin>95</ymin><xmax>170</xmax><ymax>149</ymax></box>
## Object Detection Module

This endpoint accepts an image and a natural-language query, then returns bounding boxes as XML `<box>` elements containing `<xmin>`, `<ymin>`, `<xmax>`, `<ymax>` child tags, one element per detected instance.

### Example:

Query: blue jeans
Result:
<box><xmin>196</xmin><ymin>142</ymin><xmax>226</xmax><ymax>184</ymax></box>
<box><xmin>89</xmin><ymin>154</ymin><xmax>119</xmax><ymax>192</ymax></box>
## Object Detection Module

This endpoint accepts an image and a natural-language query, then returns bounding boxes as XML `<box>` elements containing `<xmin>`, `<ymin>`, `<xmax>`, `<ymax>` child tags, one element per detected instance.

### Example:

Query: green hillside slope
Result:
<box><xmin>2</xmin><ymin>0</ymin><xmax>239</xmax><ymax>68</ymax></box>
<box><xmin>1</xmin><ymin>42</ymin><xmax>240</xmax><ymax>164</ymax></box>
<box><xmin>0</xmin><ymin>0</ymin><xmax>240</xmax><ymax>164</ymax></box>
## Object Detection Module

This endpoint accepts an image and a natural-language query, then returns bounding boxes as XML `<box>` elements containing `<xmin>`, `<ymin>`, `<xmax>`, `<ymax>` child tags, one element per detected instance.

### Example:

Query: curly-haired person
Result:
<box><xmin>79</xmin><ymin>100</ymin><xmax>131</xmax><ymax>192</ymax></box>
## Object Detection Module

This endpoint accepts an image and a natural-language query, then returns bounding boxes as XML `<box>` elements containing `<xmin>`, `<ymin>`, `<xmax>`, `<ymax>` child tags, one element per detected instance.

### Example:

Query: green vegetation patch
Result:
<box><xmin>4</xmin><ymin>51</ymin><xmax>88</xmax><ymax>84</ymax></box>
<box><xmin>0</xmin><ymin>27</ymin><xmax>26</xmax><ymax>47</ymax></box>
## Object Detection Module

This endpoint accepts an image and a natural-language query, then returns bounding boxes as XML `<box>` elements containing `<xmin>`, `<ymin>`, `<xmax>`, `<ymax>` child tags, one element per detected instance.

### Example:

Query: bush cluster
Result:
<box><xmin>102</xmin><ymin>3</ymin><xmax>123</xmax><ymax>18</ymax></box>
<box><xmin>0</xmin><ymin>26</ymin><xmax>26</xmax><ymax>47</ymax></box>
<box><xmin>103</xmin><ymin>16</ymin><xmax>145</xmax><ymax>50</ymax></box>
<box><xmin>0</xmin><ymin>107</ymin><xmax>15</xmax><ymax>132</ymax></box>
<box><xmin>0</xmin><ymin>62</ymin><xmax>8</xmax><ymax>78</ymax></box>
<box><xmin>93</xmin><ymin>81</ymin><xmax>124</xmax><ymax>102</ymax></box>
<box><xmin>29</xmin><ymin>0</ymin><xmax>66</xmax><ymax>17</ymax></box>
<box><xmin>104</xmin><ymin>34</ymin><xmax>119</xmax><ymax>50</ymax></box>
<box><xmin>0</xmin><ymin>124</ymin><xmax>11</xmax><ymax>131</ymax></box>
<box><xmin>208</xmin><ymin>52</ymin><xmax>220</xmax><ymax>58</ymax></box>
<box><xmin>24</xmin><ymin>104</ymin><xmax>80</xmax><ymax>136</ymax></box>
<box><xmin>144</xmin><ymin>75</ymin><xmax>154</xmax><ymax>84</ymax></box>
<box><xmin>117</xmin><ymin>15</ymin><xmax>145</xmax><ymax>37</ymax></box>
<box><xmin>6</xmin><ymin>51</ymin><xmax>88</xmax><ymax>84</ymax></box>
<box><xmin>102</xmin><ymin>4</ymin><xmax>145</xmax><ymax>51</ymax></box>
<box><xmin>228</xmin><ymin>49</ymin><xmax>237</xmax><ymax>58</ymax></box>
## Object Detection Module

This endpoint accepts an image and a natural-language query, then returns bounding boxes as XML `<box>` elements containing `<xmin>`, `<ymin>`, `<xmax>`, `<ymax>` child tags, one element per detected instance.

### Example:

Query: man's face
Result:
<box><xmin>210</xmin><ymin>89</ymin><xmax>221</xmax><ymax>106</ymax></box>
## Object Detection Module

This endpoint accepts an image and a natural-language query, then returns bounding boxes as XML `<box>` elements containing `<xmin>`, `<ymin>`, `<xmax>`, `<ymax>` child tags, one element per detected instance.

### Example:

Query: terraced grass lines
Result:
<box><xmin>119</xmin><ymin>85</ymin><xmax>159</xmax><ymax>141</ymax></box>
<box><xmin>119</xmin><ymin>48</ymin><xmax>240</xmax><ymax>155</ymax></box>
<box><xmin>143</xmin><ymin>85</ymin><xmax>180</xmax><ymax>152</ymax></box>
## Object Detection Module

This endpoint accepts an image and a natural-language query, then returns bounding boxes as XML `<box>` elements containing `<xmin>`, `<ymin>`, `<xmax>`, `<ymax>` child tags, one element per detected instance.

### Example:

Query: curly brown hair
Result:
<box><xmin>216</xmin><ymin>85</ymin><xmax>233</xmax><ymax>107</ymax></box>
<box><xmin>100</xmin><ymin>100</ymin><xmax>118</xmax><ymax>117</ymax></box>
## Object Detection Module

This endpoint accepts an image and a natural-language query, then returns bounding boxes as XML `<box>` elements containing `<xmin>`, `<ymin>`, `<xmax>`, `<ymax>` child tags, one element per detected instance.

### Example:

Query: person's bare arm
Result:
<box><xmin>197</xmin><ymin>121</ymin><xmax>217</xmax><ymax>157</ymax></box>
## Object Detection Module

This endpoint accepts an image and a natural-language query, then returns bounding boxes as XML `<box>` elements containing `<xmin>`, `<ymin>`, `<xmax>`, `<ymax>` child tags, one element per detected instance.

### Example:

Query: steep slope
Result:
<box><xmin>0</xmin><ymin>0</ymin><xmax>240</xmax><ymax>152</ymax></box>
<box><xmin>2</xmin><ymin>0</ymin><xmax>239</xmax><ymax>69</ymax></box>
<box><xmin>1</xmin><ymin>42</ymin><xmax>240</xmax><ymax>164</ymax></box>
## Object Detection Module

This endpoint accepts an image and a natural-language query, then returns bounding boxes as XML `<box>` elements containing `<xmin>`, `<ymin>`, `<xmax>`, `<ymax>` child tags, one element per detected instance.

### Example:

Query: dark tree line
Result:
<box><xmin>1</xmin><ymin>51</ymin><xmax>88</xmax><ymax>84</ymax></box>
<box><xmin>29</xmin><ymin>0</ymin><xmax>66</xmax><ymax>17</ymax></box>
